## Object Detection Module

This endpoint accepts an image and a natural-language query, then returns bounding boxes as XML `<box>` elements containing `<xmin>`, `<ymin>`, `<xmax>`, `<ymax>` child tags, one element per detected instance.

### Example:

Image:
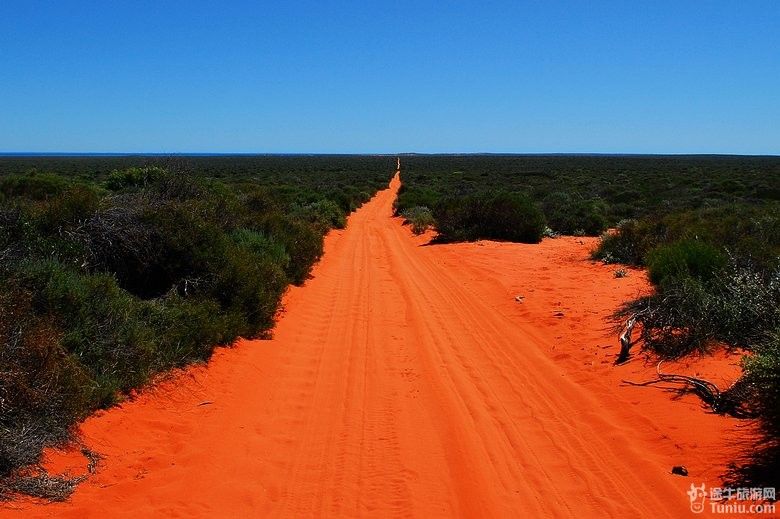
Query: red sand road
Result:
<box><xmin>2</xmin><ymin>171</ymin><xmax>749</xmax><ymax>517</ymax></box>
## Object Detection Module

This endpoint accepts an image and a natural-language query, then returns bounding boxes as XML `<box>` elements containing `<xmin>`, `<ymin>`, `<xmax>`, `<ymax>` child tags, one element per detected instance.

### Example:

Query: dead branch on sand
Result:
<box><xmin>622</xmin><ymin>361</ymin><xmax>756</xmax><ymax>418</ymax></box>
<box><xmin>0</xmin><ymin>445</ymin><xmax>101</xmax><ymax>502</ymax></box>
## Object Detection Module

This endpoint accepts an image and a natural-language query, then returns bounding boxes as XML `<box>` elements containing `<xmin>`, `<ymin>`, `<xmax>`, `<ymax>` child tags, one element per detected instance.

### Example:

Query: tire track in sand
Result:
<box><xmin>2</xmin><ymin>165</ymin><xmax>706</xmax><ymax>518</ymax></box>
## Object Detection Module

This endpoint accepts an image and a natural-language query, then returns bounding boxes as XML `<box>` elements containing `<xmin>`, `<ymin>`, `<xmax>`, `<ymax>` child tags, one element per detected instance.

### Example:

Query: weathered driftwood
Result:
<box><xmin>622</xmin><ymin>361</ymin><xmax>758</xmax><ymax>418</ymax></box>
<box><xmin>655</xmin><ymin>361</ymin><xmax>722</xmax><ymax>409</ymax></box>
<box><xmin>615</xmin><ymin>313</ymin><xmax>640</xmax><ymax>364</ymax></box>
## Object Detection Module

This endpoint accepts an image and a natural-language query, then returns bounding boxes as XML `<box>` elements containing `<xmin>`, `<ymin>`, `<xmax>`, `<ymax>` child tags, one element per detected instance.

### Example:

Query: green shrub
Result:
<box><xmin>594</xmin><ymin>204</ymin><xmax>780</xmax><ymax>269</ymax></box>
<box><xmin>541</xmin><ymin>192</ymin><xmax>608</xmax><ymax>236</ymax></box>
<box><xmin>210</xmin><ymin>241</ymin><xmax>288</xmax><ymax>335</ymax></box>
<box><xmin>728</xmin><ymin>329</ymin><xmax>780</xmax><ymax>486</ymax></box>
<box><xmin>401</xmin><ymin>206</ymin><xmax>436</xmax><ymax>234</ymax></box>
<box><xmin>240</xmin><ymin>186</ymin><xmax>280</xmax><ymax>214</ymax></box>
<box><xmin>394</xmin><ymin>185</ymin><xmax>439</xmax><ymax>215</ymax></box>
<box><xmin>258</xmin><ymin>214</ymin><xmax>323</xmax><ymax>285</ymax></box>
<box><xmin>0</xmin><ymin>285</ymin><xmax>89</xmax><ymax>477</ymax></box>
<box><xmin>326</xmin><ymin>186</ymin><xmax>373</xmax><ymax>213</ymax></box>
<box><xmin>105</xmin><ymin>166</ymin><xmax>166</xmax><ymax>191</ymax></box>
<box><xmin>146</xmin><ymin>296</ymin><xmax>235</xmax><ymax>368</ymax></box>
<box><xmin>0</xmin><ymin>173</ymin><xmax>69</xmax><ymax>201</ymax></box>
<box><xmin>592</xmin><ymin>220</ymin><xmax>649</xmax><ymax>265</ymax></box>
<box><xmin>295</xmin><ymin>199</ymin><xmax>346</xmax><ymax>230</ymax></box>
<box><xmin>433</xmin><ymin>191</ymin><xmax>546</xmax><ymax>243</ymax></box>
<box><xmin>33</xmin><ymin>185</ymin><xmax>100</xmax><ymax>233</ymax></box>
<box><xmin>714</xmin><ymin>261</ymin><xmax>780</xmax><ymax>345</ymax></box>
<box><xmin>742</xmin><ymin>332</ymin><xmax>780</xmax><ymax>398</ymax></box>
<box><xmin>622</xmin><ymin>259</ymin><xmax>779</xmax><ymax>356</ymax></box>
<box><xmin>16</xmin><ymin>260</ymin><xmax>155</xmax><ymax>407</ymax></box>
<box><xmin>646</xmin><ymin>240</ymin><xmax>727</xmax><ymax>286</ymax></box>
<box><xmin>74</xmin><ymin>195</ymin><xmax>234</xmax><ymax>300</ymax></box>
<box><xmin>230</xmin><ymin>228</ymin><xmax>290</xmax><ymax>271</ymax></box>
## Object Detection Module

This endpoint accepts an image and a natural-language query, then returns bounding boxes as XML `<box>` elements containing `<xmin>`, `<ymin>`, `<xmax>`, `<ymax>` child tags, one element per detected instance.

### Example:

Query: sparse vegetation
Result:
<box><xmin>613</xmin><ymin>251</ymin><xmax>780</xmax><ymax>488</ymax></box>
<box><xmin>396</xmin><ymin>154</ymin><xmax>780</xmax><ymax>488</ymax></box>
<box><xmin>593</xmin><ymin>196</ymin><xmax>779</xmax><ymax>488</ymax></box>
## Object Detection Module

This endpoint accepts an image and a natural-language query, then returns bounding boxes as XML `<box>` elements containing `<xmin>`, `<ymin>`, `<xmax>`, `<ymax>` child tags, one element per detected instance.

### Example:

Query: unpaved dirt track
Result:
<box><xmin>3</xmin><ymin>170</ymin><xmax>726</xmax><ymax>517</ymax></box>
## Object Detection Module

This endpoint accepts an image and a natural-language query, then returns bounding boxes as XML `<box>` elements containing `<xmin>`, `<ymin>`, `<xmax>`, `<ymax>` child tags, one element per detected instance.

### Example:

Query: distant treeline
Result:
<box><xmin>0</xmin><ymin>155</ymin><xmax>394</xmax><ymax>499</ymax></box>
<box><xmin>395</xmin><ymin>154</ymin><xmax>780</xmax><ymax>241</ymax></box>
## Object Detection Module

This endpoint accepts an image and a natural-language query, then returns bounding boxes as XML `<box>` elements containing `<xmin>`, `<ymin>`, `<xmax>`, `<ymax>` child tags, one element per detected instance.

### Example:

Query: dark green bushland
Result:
<box><xmin>0</xmin><ymin>285</ymin><xmax>88</xmax><ymax>478</ymax></box>
<box><xmin>293</xmin><ymin>199</ymin><xmax>347</xmax><ymax>231</ymax></box>
<box><xmin>255</xmin><ymin>214</ymin><xmax>324</xmax><ymax>285</ymax></box>
<box><xmin>594</xmin><ymin>204</ymin><xmax>780</xmax><ymax>269</ymax></box>
<box><xmin>0</xmin><ymin>156</ymin><xmax>394</xmax><ymax>499</ymax></box>
<box><xmin>396</xmin><ymin>154</ymin><xmax>780</xmax><ymax>238</ymax></box>
<box><xmin>0</xmin><ymin>172</ymin><xmax>69</xmax><ymax>201</ymax></box>
<box><xmin>433</xmin><ymin>191</ymin><xmax>546</xmax><ymax>243</ymax></box>
<box><xmin>105</xmin><ymin>166</ymin><xmax>166</xmax><ymax>190</ymax></box>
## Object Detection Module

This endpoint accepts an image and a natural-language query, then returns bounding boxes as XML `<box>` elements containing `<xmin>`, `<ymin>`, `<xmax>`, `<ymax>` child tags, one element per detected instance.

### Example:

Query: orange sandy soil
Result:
<box><xmin>1</xmin><ymin>173</ymin><xmax>753</xmax><ymax>518</ymax></box>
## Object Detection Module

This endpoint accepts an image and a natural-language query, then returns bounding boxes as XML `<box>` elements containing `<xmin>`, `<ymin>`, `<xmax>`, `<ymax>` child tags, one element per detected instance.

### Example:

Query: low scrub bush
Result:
<box><xmin>646</xmin><ymin>240</ymin><xmax>726</xmax><ymax>286</ymax></box>
<box><xmin>727</xmin><ymin>331</ymin><xmax>780</xmax><ymax>486</ymax></box>
<box><xmin>541</xmin><ymin>192</ymin><xmax>608</xmax><ymax>236</ymax></box>
<box><xmin>257</xmin><ymin>214</ymin><xmax>324</xmax><ymax>285</ymax></box>
<box><xmin>394</xmin><ymin>185</ymin><xmax>439</xmax><ymax>215</ymax></box>
<box><xmin>622</xmin><ymin>261</ymin><xmax>779</xmax><ymax>356</ymax></box>
<box><xmin>0</xmin><ymin>173</ymin><xmax>69</xmax><ymax>201</ymax></box>
<box><xmin>16</xmin><ymin>260</ymin><xmax>156</xmax><ymax>407</ymax></box>
<box><xmin>592</xmin><ymin>219</ymin><xmax>652</xmax><ymax>265</ymax></box>
<box><xmin>33</xmin><ymin>185</ymin><xmax>101</xmax><ymax>233</ymax></box>
<box><xmin>433</xmin><ymin>191</ymin><xmax>546</xmax><ymax>243</ymax></box>
<box><xmin>105</xmin><ymin>166</ymin><xmax>166</xmax><ymax>191</ymax></box>
<box><xmin>401</xmin><ymin>206</ymin><xmax>436</xmax><ymax>235</ymax></box>
<box><xmin>593</xmin><ymin>203</ymin><xmax>780</xmax><ymax>269</ymax></box>
<box><xmin>294</xmin><ymin>199</ymin><xmax>346</xmax><ymax>231</ymax></box>
<box><xmin>230</xmin><ymin>228</ymin><xmax>290</xmax><ymax>271</ymax></box>
<box><xmin>0</xmin><ymin>285</ymin><xmax>88</xmax><ymax>479</ymax></box>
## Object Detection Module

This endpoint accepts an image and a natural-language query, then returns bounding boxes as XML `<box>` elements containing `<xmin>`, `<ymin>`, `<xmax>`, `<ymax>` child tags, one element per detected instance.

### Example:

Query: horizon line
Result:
<box><xmin>1</xmin><ymin>151</ymin><xmax>779</xmax><ymax>158</ymax></box>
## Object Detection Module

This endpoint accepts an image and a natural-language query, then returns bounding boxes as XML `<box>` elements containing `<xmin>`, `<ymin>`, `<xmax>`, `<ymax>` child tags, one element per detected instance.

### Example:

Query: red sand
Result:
<box><xmin>1</xmin><ymin>172</ymin><xmax>750</xmax><ymax>517</ymax></box>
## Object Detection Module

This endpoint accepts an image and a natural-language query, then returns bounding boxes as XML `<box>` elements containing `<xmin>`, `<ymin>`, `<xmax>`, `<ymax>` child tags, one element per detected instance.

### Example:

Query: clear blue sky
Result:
<box><xmin>1</xmin><ymin>1</ymin><xmax>778</xmax><ymax>154</ymax></box>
